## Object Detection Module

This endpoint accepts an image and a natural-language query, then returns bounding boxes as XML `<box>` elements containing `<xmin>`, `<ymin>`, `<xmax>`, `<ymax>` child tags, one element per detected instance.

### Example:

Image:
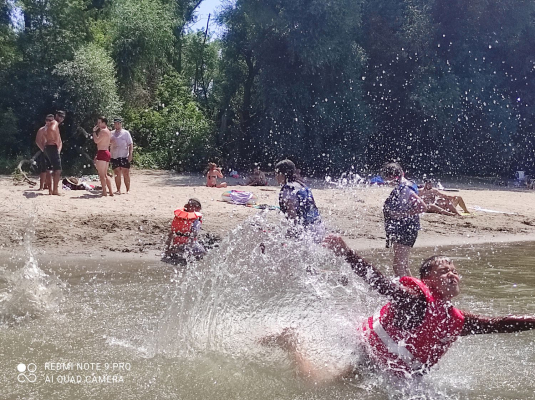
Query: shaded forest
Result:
<box><xmin>1</xmin><ymin>0</ymin><xmax>535</xmax><ymax>178</ymax></box>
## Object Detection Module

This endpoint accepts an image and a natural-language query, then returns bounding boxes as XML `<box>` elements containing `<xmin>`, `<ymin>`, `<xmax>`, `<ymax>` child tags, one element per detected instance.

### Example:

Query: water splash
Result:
<box><xmin>0</xmin><ymin>234</ymin><xmax>64</xmax><ymax>326</ymax></box>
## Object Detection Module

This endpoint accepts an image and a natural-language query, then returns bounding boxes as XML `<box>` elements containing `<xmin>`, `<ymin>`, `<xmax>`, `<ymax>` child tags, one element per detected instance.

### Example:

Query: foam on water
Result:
<box><xmin>0</xmin><ymin>239</ymin><xmax>65</xmax><ymax>325</ymax></box>
<box><xmin>153</xmin><ymin>214</ymin><xmax>464</xmax><ymax>399</ymax></box>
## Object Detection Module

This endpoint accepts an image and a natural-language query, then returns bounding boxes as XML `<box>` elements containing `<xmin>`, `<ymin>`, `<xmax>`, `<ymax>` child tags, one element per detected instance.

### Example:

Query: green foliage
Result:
<box><xmin>109</xmin><ymin>0</ymin><xmax>177</xmax><ymax>106</ymax></box>
<box><xmin>125</xmin><ymin>72</ymin><xmax>217</xmax><ymax>171</ymax></box>
<box><xmin>54</xmin><ymin>43</ymin><xmax>122</xmax><ymax>125</ymax></box>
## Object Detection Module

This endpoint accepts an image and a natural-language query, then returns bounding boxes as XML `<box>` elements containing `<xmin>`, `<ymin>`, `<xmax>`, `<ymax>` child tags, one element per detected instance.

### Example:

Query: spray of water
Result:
<box><xmin>0</xmin><ymin>225</ymin><xmax>65</xmax><ymax>326</ymax></box>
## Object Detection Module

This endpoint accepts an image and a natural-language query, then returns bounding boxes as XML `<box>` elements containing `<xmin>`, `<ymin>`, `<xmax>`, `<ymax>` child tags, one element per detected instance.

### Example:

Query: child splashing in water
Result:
<box><xmin>262</xmin><ymin>235</ymin><xmax>535</xmax><ymax>382</ymax></box>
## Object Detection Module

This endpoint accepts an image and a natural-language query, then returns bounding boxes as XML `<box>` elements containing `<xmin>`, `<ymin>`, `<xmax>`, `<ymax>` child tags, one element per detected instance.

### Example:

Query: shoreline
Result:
<box><xmin>3</xmin><ymin>169</ymin><xmax>535</xmax><ymax>263</ymax></box>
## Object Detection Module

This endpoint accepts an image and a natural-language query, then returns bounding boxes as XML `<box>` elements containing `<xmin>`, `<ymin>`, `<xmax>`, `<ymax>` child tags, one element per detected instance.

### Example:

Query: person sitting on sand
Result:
<box><xmin>164</xmin><ymin>198</ymin><xmax>206</xmax><ymax>259</ymax></box>
<box><xmin>206</xmin><ymin>163</ymin><xmax>227</xmax><ymax>188</ymax></box>
<box><xmin>263</xmin><ymin>235</ymin><xmax>535</xmax><ymax>382</ymax></box>
<box><xmin>245</xmin><ymin>167</ymin><xmax>268</xmax><ymax>186</ymax></box>
<box><xmin>275</xmin><ymin>159</ymin><xmax>325</xmax><ymax>242</ymax></box>
<box><xmin>420</xmin><ymin>180</ymin><xmax>470</xmax><ymax>216</ymax></box>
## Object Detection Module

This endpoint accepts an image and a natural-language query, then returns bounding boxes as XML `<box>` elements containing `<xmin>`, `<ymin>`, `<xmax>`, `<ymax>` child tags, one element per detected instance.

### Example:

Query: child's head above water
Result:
<box><xmin>184</xmin><ymin>198</ymin><xmax>202</xmax><ymax>212</ymax></box>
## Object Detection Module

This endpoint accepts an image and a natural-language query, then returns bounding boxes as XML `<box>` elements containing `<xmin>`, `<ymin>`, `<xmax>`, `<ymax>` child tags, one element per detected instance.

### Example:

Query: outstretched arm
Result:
<box><xmin>461</xmin><ymin>312</ymin><xmax>535</xmax><ymax>336</ymax></box>
<box><xmin>324</xmin><ymin>235</ymin><xmax>419</xmax><ymax>302</ymax></box>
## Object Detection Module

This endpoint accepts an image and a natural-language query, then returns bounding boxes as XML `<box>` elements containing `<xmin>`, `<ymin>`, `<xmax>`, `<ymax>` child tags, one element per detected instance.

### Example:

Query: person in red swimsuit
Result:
<box><xmin>92</xmin><ymin>116</ymin><xmax>114</xmax><ymax>197</ymax></box>
<box><xmin>262</xmin><ymin>235</ymin><xmax>535</xmax><ymax>382</ymax></box>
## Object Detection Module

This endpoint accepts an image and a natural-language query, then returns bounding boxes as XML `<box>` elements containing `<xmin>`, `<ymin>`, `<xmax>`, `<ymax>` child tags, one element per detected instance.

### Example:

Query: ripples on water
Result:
<box><xmin>1</xmin><ymin>214</ymin><xmax>535</xmax><ymax>399</ymax></box>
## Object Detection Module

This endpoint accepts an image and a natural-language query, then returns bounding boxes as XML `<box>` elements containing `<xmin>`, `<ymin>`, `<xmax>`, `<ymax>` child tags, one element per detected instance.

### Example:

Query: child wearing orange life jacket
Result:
<box><xmin>164</xmin><ymin>198</ymin><xmax>206</xmax><ymax>259</ymax></box>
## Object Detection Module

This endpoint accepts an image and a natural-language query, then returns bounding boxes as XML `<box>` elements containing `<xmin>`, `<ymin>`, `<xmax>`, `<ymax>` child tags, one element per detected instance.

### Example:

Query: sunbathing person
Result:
<box><xmin>420</xmin><ymin>181</ymin><xmax>469</xmax><ymax>216</ymax></box>
<box><xmin>263</xmin><ymin>235</ymin><xmax>535</xmax><ymax>382</ymax></box>
<box><xmin>206</xmin><ymin>163</ymin><xmax>227</xmax><ymax>188</ymax></box>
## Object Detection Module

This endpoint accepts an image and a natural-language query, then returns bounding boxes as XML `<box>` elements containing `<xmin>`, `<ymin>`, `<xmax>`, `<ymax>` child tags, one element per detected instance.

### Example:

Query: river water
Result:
<box><xmin>1</xmin><ymin>215</ymin><xmax>535</xmax><ymax>399</ymax></box>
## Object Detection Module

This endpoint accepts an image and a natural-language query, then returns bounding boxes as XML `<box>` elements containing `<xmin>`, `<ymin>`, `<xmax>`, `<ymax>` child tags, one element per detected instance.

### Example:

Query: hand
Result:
<box><xmin>323</xmin><ymin>235</ymin><xmax>350</xmax><ymax>257</ymax></box>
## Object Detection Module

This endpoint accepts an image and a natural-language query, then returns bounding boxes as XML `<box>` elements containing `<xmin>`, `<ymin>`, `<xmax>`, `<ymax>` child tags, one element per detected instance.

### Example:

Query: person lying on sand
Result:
<box><xmin>420</xmin><ymin>180</ymin><xmax>470</xmax><ymax>216</ymax></box>
<box><xmin>262</xmin><ymin>235</ymin><xmax>535</xmax><ymax>382</ymax></box>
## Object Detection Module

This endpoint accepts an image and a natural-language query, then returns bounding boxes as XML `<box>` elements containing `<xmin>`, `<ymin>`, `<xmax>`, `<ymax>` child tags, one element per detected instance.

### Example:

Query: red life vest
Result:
<box><xmin>171</xmin><ymin>209</ymin><xmax>202</xmax><ymax>245</ymax></box>
<box><xmin>362</xmin><ymin>276</ymin><xmax>465</xmax><ymax>376</ymax></box>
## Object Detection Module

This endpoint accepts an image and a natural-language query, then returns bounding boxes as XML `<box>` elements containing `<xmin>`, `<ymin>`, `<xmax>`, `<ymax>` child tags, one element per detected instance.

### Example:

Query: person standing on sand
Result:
<box><xmin>206</xmin><ymin>163</ymin><xmax>227</xmax><ymax>188</ymax></box>
<box><xmin>382</xmin><ymin>162</ymin><xmax>427</xmax><ymax>277</ymax></box>
<box><xmin>110</xmin><ymin>118</ymin><xmax>133</xmax><ymax>194</ymax></box>
<box><xmin>34</xmin><ymin>118</ymin><xmax>51</xmax><ymax>190</ymax></box>
<box><xmin>92</xmin><ymin>116</ymin><xmax>114</xmax><ymax>197</ymax></box>
<box><xmin>43</xmin><ymin>111</ymin><xmax>65</xmax><ymax>195</ymax></box>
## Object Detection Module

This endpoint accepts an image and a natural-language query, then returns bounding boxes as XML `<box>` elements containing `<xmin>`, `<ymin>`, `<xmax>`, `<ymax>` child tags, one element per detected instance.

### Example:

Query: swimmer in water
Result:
<box><xmin>262</xmin><ymin>235</ymin><xmax>535</xmax><ymax>382</ymax></box>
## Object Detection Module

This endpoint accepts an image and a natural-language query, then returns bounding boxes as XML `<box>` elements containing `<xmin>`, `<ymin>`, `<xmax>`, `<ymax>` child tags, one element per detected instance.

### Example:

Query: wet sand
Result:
<box><xmin>3</xmin><ymin>169</ymin><xmax>535</xmax><ymax>260</ymax></box>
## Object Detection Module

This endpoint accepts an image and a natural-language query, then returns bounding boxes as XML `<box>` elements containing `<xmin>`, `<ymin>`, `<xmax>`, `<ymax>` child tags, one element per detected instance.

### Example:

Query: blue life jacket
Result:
<box><xmin>279</xmin><ymin>182</ymin><xmax>322</xmax><ymax>227</ymax></box>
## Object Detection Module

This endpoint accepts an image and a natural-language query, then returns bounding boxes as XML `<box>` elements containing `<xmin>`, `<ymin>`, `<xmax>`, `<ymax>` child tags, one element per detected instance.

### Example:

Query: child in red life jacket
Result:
<box><xmin>164</xmin><ymin>198</ymin><xmax>206</xmax><ymax>259</ymax></box>
<box><xmin>262</xmin><ymin>235</ymin><xmax>535</xmax><ymax>382</ymax></box>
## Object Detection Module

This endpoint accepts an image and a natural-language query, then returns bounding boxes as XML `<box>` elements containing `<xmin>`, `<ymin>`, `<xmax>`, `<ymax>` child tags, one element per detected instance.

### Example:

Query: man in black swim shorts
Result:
<box><xmin>110</xmin><ymin>118</ymin><xmax>133</xmax><ymax>194</ymax></box>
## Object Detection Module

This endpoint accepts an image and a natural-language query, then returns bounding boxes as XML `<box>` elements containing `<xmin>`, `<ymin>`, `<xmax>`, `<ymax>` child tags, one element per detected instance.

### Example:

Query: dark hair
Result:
<box><xmin>184</xmin><ymin>198</ymin><xmax>202</xmax><ymax>211</ymax></box>
<box><xmin>275</xmin><ymin>159</ymin><xmax>300</xmax><ymax>183</ymax></box>
<box><xmin>382</xmin><ymin>162</ymin><xmax>404</xmax><ymax>181</ymax></box>
<box><xmin>98</xmin><ymin>116</ymin><xmax>108</xmax><ymax>124</ymax></box>
<box><xmin>56</xmin><ymin>110</ymin><xmax>66</xmax><ymax>118</ymax></box>
<box><xmin>420</xmin><ymin>255</ymin><xmax>452</xmax><ymax>279</ymax></box>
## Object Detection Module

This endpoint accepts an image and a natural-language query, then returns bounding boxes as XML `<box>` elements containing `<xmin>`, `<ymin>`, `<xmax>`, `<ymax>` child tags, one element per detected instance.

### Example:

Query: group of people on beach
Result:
<box><xmin>165</xmin><ymin>158</ymin><xmax>535</xmax><ymax>383</ymax></box>
<box><xmin>34</xmin><ymin>113</ymin><xmax>133</xmax><ymax>197</ymax></box>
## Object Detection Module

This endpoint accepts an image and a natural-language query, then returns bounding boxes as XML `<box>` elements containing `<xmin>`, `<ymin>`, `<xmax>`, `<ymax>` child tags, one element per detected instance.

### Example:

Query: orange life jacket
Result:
<box><xmin>362</xmin><ymin>276</ymin><xmax>465</xmax><ymax>377</ymax></box>
<box><xmin>171</xmin><ymin>208</ymin><xmax>202</xmax><ymax>245</ymax></box>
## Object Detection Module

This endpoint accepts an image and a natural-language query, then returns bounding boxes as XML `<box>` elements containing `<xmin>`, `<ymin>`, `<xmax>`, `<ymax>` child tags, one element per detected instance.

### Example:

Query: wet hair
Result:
<box><xmin>184</xmin><ymin>198</ymin><xmax>202</xmax><ymax>211</ymax></box>
<box><xmin>275</xmin><ymin>159</ymin><xmax>302</xmax><ymax>183</ymax></box>
<box><xmin>46</xmin><ymin>114</ymin><xmax>55</xmax><ymax>120</ymax></box>
<box><xmin>382</xmin><ymin>162</ymin><xmax>404</xmax><ymax>181</ymax></box>
<box><xmin>208</xmin><ymin>162</ymin><xmax>217</xmax><ymax>169</ymax></box>
<box><xmin>56</xmin><ymin>110</ymin><xmax>66</xmax><ymax>118</ymax></box>
<box><xmin>98</xmin><ymin>116</ymin><xmax>108</xmax><ymax>124</ymax></box>
<box><xmin>420</xmin><ymin>255</ymin><xmax>452</xmax><ymax>279</ymax></box>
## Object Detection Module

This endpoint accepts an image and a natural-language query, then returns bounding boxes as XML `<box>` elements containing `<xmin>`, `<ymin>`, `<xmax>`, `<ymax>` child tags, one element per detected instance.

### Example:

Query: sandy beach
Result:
<box><xmin>3</xmin><ymin>169</ymin><xmax>535</xmax><ymax>261</ymax></box>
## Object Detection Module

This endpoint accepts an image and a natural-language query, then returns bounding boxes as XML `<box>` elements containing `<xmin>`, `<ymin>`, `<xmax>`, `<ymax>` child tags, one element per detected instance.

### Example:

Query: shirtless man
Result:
<box><xmin>35</xmin><ymin>119</ymin><xmax>51</xmax><ymax>190</ymax></box>
<box><xmin>92</xmin><ymin>116</ymin><xmax>114</xmax><ymax>197</ymax></box>
<box><xmin>206</xmin><ymin>162</ymin><xmax>227</xmax><ymax>188</ymax></box>
<box><xmin>43</xmin><ymin>112</ymin><xmax>65</xmax><ymax>195</ymax></box>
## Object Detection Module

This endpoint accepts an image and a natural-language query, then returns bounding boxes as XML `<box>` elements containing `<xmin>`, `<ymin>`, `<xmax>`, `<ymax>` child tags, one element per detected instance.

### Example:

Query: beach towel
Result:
<box><xmin>221</xmin><ymin>190</ymin><xmax>257</xmax><ymax>205</ymax></box>
<box><xmin>470</xmin><ymin>206</ymin><xmax>517</xmax><ymax>215</ymax></box>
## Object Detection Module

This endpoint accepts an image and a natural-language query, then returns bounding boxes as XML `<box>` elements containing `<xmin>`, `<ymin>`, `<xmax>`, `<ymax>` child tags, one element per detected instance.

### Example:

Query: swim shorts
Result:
<box><xmin>385</xmin><ymin>220</ymin><xmax>419</xmax><ymax>247</ymax></box>
<box><xmin>96</xmin><ymin>150</ymin><xmax>111</xmax><ymax>162</ymax></box>
<box><xmin>110</xmin><ymin>157</ymin><xmax>130</xmax><ymax>169</ymax></box>
<box><xmin>44</xmin><ymin>145</ymin><xmax>62</xmax><ymax>171</ymax></box>
<box><xmin>35</xmin><ymin>151</ymin><xmax>51</xmax><ymax>173</ymax></box>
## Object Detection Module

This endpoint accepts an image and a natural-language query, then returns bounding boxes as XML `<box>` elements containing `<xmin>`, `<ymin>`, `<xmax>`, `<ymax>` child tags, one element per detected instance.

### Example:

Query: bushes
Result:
<box><xmin>125</xmin><ymin>73</ymin><xmax>218</xmax><ymax>171</ymax></box>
